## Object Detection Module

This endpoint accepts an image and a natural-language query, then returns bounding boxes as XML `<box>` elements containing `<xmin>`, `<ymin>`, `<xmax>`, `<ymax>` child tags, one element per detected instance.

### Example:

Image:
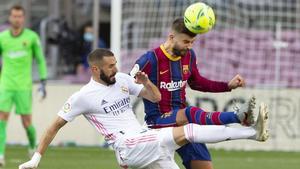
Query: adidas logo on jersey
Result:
<box><xmin>101</xmin><ymin>100</ymin><xmax>108</xmax><ymax>105</ymax></box>
<box><xmin>160</xmin><ymin>80</ymin><xmax>187</xmax><ymax>91</ymax></box>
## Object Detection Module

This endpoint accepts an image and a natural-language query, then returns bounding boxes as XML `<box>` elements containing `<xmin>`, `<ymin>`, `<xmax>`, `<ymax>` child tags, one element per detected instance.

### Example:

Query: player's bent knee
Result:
<box><xmin>172</xmin><ymin>126</ymin><xmax>188</xmax><ymax>146</ymax></box>
<box><xmin>183</xmin><ymin>123</ymin><xmax>198</xmax><ymax>143</ymax></box>
<box><xmin>176</xmin><ymin>109</ymin><xmax>189</xmax><ymax>125</ymax></box>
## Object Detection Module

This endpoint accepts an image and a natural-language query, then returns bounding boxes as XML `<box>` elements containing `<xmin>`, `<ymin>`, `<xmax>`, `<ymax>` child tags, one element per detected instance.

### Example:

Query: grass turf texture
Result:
<box><xmin>6</xmin><ymin>146</ymin><xmax>300</xmax><ymax>169</ymax></box>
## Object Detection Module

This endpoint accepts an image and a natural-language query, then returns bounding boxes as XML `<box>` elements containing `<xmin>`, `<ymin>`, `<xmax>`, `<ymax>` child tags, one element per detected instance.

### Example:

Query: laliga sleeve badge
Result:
<box><xmin>63</xmin><ymin>103</ymin><xmax>71</xmax><ymax>113</ymax></box>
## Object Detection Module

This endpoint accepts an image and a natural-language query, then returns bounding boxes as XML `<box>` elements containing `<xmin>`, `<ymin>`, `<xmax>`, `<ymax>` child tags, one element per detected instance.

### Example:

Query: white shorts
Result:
<box><xmin>113</xmin><ymin>127</ymin><xmax>180</xmax><ymax>169</ymax></box>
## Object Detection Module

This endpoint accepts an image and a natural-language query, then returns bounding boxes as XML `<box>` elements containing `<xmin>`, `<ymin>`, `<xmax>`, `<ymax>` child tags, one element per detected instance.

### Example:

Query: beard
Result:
<box><xmin>100</xmin><ymin>70</ymin><xmax>116</xmax><ymax>85</ymax></box>
<box><xmin>11</xmin><ymin>23</ymin><xmax>22</xmax><ymax>31</ymax></box>
<box><xmin>10</xmin><ymin>20</ymin><xmax>23</xmax><ymax>30</ymax></box>
<box><xmin>172</xmin><ymin>44</ymin><xmax>188</xmax><ymax>56</ymax></box>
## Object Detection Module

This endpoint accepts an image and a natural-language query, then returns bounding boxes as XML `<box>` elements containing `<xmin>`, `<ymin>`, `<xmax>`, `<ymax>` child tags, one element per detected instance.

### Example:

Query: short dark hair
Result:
<box><xmin>172</xmin><ymin>17</ymin><xmax>196</xmax><ymax>37</ymax></box>
<box><xmin>87</xmin><ymin>48</ymin><xmax>114</xmax><ymax>66</ymax></box>
<box><xmin>9</xmin><ymin>5</ymin><xmax>25</xmax><ymax>15</ymax></box>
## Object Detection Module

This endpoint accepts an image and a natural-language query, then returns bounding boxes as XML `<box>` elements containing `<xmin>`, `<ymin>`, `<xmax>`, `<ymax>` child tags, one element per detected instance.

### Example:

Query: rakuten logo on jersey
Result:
<box><xmin>160</xmin><ymin>80</ymin><xmax>187</xmax><ymax>91</ymax></box>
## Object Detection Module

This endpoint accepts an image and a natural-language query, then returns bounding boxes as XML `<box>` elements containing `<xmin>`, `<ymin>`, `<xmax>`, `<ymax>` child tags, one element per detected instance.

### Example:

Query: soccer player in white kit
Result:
<box><xmin>19</xmin><ymin>49</ymin><xmax>269</xmax><ymax>169</ymax></box>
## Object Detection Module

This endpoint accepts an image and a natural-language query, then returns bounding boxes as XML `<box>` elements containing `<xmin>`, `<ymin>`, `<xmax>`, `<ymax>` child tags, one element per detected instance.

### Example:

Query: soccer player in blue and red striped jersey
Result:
<box><xmin>130</xmin><ymin>18</ymin><xmax>254</xmax><ymax>169</ymax></box>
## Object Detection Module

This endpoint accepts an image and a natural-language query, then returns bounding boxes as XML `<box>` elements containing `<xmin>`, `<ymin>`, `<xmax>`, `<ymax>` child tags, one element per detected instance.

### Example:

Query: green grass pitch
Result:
<box><xmin>7</xmin><ymin>146</ymin><xmax>300</xmax><ymax>169</ymax></box>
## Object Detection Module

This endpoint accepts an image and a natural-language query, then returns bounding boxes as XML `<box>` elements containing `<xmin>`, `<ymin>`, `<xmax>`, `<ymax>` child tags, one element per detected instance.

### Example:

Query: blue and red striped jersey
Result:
<box><xmin>134</xmin><ymin>45</ymin><xmax>230</xmax><ymax>122</ymax></box>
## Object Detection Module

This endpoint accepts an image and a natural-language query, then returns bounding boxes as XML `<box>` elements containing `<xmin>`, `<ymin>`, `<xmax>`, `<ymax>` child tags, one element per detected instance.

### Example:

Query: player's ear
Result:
<box><xmin>170</xmin><ymin>34</ymin><xmax>175</xmax><ymax>40</ymax></box>
<box><xmin>90</xmin><ymin>65</ymin><xmax>99</xmax><ymax>73</ymax></box>
<box><xmin>168</xmin><ymin>32</ymin><xmax>175</xmax><ymax>40</ymax></box>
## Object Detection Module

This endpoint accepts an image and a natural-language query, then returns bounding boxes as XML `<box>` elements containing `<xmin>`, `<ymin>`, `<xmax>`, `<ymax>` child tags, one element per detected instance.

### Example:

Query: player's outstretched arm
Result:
<box><xmin>19</xmin><ymin>117</ymin><xmax>67</xmax><ymax>169</ymax></box>
<box><xmin>135</xmin><ymin>71</ymin><xmax>161</xmax><ymax>103</ymax></box>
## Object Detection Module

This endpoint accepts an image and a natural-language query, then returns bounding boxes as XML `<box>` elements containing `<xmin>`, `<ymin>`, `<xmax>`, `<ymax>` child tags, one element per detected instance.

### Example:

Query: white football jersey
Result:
<box><xmin>58</xmin><ymin>72</ymin><xmax>144</xmax><ymax>144</ymax></box>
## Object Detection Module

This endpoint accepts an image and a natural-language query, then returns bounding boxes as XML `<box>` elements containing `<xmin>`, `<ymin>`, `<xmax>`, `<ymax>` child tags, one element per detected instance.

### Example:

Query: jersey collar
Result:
<box><xmin>9</xmin><ymin>28</ymin><xmax>25</xmax><ymax>38</ymax></box>
<box><xmin>160</xmin><ymin>44</ymin><xmax>181</xmax><ymax>61</ymax></box>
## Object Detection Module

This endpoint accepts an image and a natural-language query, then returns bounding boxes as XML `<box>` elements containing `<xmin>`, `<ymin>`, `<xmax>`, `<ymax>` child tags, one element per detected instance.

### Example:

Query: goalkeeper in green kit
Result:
<box><xmin>0</xmin><ymin>5</ymin><xmax>47</xmax><ymax>166</ymax></box>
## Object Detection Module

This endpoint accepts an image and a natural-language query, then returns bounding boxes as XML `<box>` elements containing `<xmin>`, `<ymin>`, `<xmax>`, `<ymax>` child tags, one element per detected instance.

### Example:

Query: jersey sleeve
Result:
<box><xmin>130</xmin><ymin>52</ymin><xmax>152</xmax><ymax>76</ymax></box>
<box><xmin>123</xmin><ymin>73</ymin><xmax>144</xmax><ymax>96</ymax></box>
<box><xmin>32</xmin><ymin>33</ymin><xmax>47</xmax><ymax>80</ymax></box>
<box><xmin>188</xmin><ymin>50</ymin><xmax>231</xmax><ymax>92</ymax></box>
<box><xmin>57</xmin><ymin>91</ymin><xmax>87</xmax><ymax>122</ymax></box>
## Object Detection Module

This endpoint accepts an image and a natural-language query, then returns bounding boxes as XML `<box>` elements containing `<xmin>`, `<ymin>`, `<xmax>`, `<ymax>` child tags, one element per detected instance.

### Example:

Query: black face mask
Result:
<box><xmin>100</xmin><ymin>69</ymin><xmax>116</xmax><ymax>85</ymax></box>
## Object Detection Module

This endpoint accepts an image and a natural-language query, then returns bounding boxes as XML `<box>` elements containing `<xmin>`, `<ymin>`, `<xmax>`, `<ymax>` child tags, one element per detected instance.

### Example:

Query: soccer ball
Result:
<box><xmin>184</xmin><ymin>2</ymin><xmax>215</xmax><ymax>34</ymax></box>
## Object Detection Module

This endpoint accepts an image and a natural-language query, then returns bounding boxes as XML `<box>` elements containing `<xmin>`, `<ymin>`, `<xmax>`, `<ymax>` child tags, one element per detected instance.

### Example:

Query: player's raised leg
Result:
<box><xmin>176</xmin><ymin>96</ymin><xmax>256</xmax><ymax>126</ymax></box>
<box><xmin>160</xmin><ymin>103</ymin><xmax>269</xmax><ymax>151</ymax></box>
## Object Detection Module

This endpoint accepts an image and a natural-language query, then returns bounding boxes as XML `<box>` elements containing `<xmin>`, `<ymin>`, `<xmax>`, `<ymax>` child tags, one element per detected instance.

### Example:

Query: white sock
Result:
<box><xmin>183</xmin><ymin>123</ymin><xmax>256</xmax><ymax>143</ymax></box>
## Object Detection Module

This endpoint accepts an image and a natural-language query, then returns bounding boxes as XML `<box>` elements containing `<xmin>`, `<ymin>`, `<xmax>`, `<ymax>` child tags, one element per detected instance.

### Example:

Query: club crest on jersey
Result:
<box><xmin>121</xmin><ymin>86</ymin><xmax>129</xmax><ymax>93</ymax></box>
<box><xmin>160</xmin><ymin>80</ymin><xmax>187</xmax><ymax>91</ymax></box>
<box><xmin>63</xmin><ymin>103</ymin><xmax>71</xmax><ymax>113</ymax></box>
<box><xmin>183</xmin><ymin>65</ymin><xmax>189</xmax><ymax>74</ymax></box>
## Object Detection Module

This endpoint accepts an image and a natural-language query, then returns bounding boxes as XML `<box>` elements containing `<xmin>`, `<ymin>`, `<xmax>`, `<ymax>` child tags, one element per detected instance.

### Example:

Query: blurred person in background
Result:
<box><xmin>79</xmin><ymin>22</ymin><xmax>107</xmax><ymax>70</ymax></box>
<box><xmin>0</xmin><ymin>5</ymin><xmax>47</xmax><ymax>166</ymax></box>
<box><xmin>63</xmin><ymin>22</ymin><xmax>107</xmax><ymax>84</ymax></box>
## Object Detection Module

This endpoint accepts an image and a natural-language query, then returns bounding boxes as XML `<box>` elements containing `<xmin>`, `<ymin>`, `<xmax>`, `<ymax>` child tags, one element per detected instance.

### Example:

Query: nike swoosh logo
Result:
<box><xmin>159</xmin><ymin>70</ymin><xmax>169</xmax><ymax>75</ymax></box>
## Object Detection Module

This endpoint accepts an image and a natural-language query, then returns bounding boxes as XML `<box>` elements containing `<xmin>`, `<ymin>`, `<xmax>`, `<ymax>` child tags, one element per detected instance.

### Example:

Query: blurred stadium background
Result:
<box><xmin>1</xmin><ymin>0</ymin><xmax>300</xmax><ymax>168</ymax></box>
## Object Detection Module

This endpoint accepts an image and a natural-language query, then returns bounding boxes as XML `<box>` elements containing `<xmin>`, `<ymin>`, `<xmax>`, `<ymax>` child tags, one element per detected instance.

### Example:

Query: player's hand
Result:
<box><xmin>228</xmin><ymin>74</ymin><xmax>245</xmax><ymax>89</ymax></box>
<box><xmin>38</xmin><ymin>80</ymin><xmax>47</xmax><ymax>100</ymax></box>
<box><xmin>19</xmin><ymin>152</ymin><xmax>41</xmax><ymax>169</ymax></box>
<box><xmin>134</xmin><ymin>71</ymin><xmax>149</xmax><ymax>85</ymax></box>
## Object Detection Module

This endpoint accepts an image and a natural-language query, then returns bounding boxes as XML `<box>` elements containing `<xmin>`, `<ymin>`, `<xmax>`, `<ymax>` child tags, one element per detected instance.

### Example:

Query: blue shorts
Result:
<box><xmin>176</xmin><ymin>143</ymin><xmax>211</xmax><ymax>169</ymax></box>
<box><xmin>147</xmin><ymin>109</ymin><xmax>212</xmax><ymax>169</ymax></box>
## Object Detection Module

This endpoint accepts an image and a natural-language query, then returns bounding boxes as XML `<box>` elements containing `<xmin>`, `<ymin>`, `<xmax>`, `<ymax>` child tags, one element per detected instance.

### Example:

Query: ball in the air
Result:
<box><xmin>184</xmin><ymin>2</ymin><xmax>215</xmax><ymax>34</ymax></box>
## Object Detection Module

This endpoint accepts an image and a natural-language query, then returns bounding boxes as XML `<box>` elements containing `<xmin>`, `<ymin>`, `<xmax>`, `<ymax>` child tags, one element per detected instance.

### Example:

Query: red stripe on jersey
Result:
<box><xmin>180</xmin><ymin>51</ymin><xmax>193</xmax><ymax>108</ymax></box>
<box><xmin>154</xmin><ymin>48</ymin><xmax>172</xmax><ymax>114</ymax></box>
<box><xmin>153</xmin><ymin>51</ymin><xmax>161</xmax><ymax>113</ymax></box>
<box><xmin>179</xmin><ymin>60</ymin><xmax>185</xmax><ymax>108</ymax></box>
